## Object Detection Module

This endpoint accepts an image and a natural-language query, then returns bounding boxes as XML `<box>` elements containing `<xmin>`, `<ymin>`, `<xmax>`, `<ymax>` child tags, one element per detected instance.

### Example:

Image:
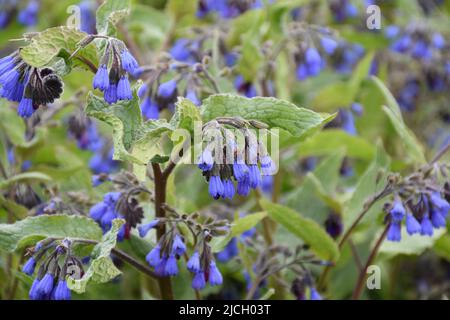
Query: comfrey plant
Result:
<box><xmin>0</xmin><ymin>0</ymin><xmax>39</xmax><ymax>29</ymax></box>
<box><xmin>0</xmin><ymin>51</ymin><xmax>63</xmax><ymax>118</ymax></box>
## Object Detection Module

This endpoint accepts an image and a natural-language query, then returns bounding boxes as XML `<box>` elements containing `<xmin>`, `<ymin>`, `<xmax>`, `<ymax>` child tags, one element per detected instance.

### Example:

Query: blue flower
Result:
<box><xmin>22</xmin><ymin>257</ymin><xmax>36</xmax><ymax>275</ymax></box>
<box><xmin>0</xmin><ymin>55</ymin><xmax>15</xmax><ymax>74</ymax></box>
<box><xmin>320</xmin><ymin>37</ymin><xmax>338</xmax><ymax>55</ymax></box>
<box><xmin>187</xmin><ymin>251</ymin><xmax>201</xmax><ymax>273</ymax></box>
<box><xmin>138</xmin><ymin>219</ymin><xmax>160</xmax><ymax>238</ymax></box>
<box><xmin>385</xmin><ymin>25</ymin><xmax>400</xmax><ymax>39</ymax></box>
<box><xmin>93</xmin><ymin>64</ymin><xmax>109</xmax><ymax>91</ymax></box>
<box><xmin>405</xmin><ymin>214</ymin><xmax>421</xmax><ymax>235</ymax></box>
<box><xmin>223</xmin><ymin>179</ymin><xmax>235</xmax><ymax>199</ymax></box>
<box><xmin>248</xmin><ymin>165</ymin><xmax>261</xmax><ymax>189</ymax></box>
<box><xmin>420</xmin><ymin>216</ymin><xmax>434</xmax><ymax>236</ymax></box>
<box><xmin>261</xmin><ymin>175</ymin><xmax>274</xmax><ymax>194</ymax></box>
<box><xmin>304</xmin><ymin>47</ymin><xmax>323</xmax><ymax>76</ymax></box>
<box><xmin>169</xmin><ymin>39</ymin><xmax>192</xmax><ymax>62</ymax></box>
<box><xmin>17</xmin><ymin>0</ymin><xmax>39</xmax><ymax>27</ymax></box>
<box><xmin>17</xmin><ymin>98</ymin><xmax>34</xmax><ymax>118</ymax></box>
<box><xmin>146</xmin><ymin>245</ymin><xmax>162</xmax><ymax>268</ymax></box>
<box><xmin>104</xmin><ymin>83</ymin><xmax>118</xmax><ymax>104</ymax></box>
<box><xmin>209</xmin><ymin>175</ymin><xmax>224</xmax><ymax>199</ymax></box>
<box><xmin>310</xmin><ymin>287</ymin><xmax>322</xmax><ymax>300</ymax></box>
<box><xmin>164</xmin><ymin>254</ymin><xmax>179</xmax><ymax>276</ymax></box>
<box><xmin>431</xmin><ymin>33</ymin><xmax>445</xmax><ymax>49</ymax></box>
<box><xmin>186</xmin><ymin>89</ymin><xmax>200</xmax><ymax>106</ymax></box>
<box><xmin>158</xmin><ymin>79</ymin><xmax>177</xmax><ymax>98</ymax></box>
<box><xmin>100</xmin><ymin>209</ymin><xmax>116</xmax><ymax>232</ymax></box>
<box><xmin>431</xmin><ymin>208</ymin><xmax>446</xmax><ymax>229</ymax></box>
<box><xmin>120</xmin><ymin>50</ymin><xmax>139</xmax><ymax>74</ymax></box>
<box><xmin>29</xmin><ymin>279</ymin><xmax>42</xmax><ymax>300</ymax></box>
<box><xmin>216</xmin><ymin>237</ymin><xmax>238</xmax><ymax>262</ymax></box>
<box><xmin>154</xmin><ymin>256</ymin><xmax>168</xmax><ymax>277</ymax></box>
<box><xmin>390</xmin><ymin>200</ymin><xmax>406</xmax><ymax>222</ymax></box>
<box><xmin>198</xmin><ymin>149</ymin><xmax>214</xmax><ymax>171</ymax></box>
<box><xmin>0</xmin><ymin>68</ymin><xmax>20</xmax><ymax>89</ymax></box>
<box><xmin>117</xmin><ymin>76</ymin><xmax>132</xmax><ymax>100</ymax></box>
<box><xmin>340</xmin><ymin>109</ymin><xmax>357</xmax><ymax>136</ymax></box>
<box><xmin>141</xmin><ymin>97</ymin><xmax>160</xmax><ymax>120</ymax></box>
<box><xmin>233</xmin><ymin>161</ymin><xmax>248</xmax><ymax>181</ymax></box>
<box><xmin>79</xmin><ymin>0</ymin><xmax>96</xmax><ymax>34</ymax></box>
<box><xmin>138</xmin><ymin>83</ymin><xmax>148</xmax><ymax>98</ymax></box>
<box><xmin>430</xmin><ymin>193</ymin><xmax>450</xmax><ymax>212</ymax></box>
<box><xmin>37</xmin><ymin>273</ymin><xmax>54</xmax><ymax>296</ymax></box>
<box><xmin>237</xmin><ymin>175</ymin><xmax>251</xmax><ymax>196</ymax></box>
<box><xmin>172</xmin><ymin>234</ymin><xmax>186</xmax><ymax>256</ymax></box>
<box><xmin>192</xmin><ymin>272</ymin><xmax>206</xmax><ymax>290</ymax></box>
<box><xmin>387</xmin><ymin>222</ymin><xmax>401</xmax><ymax>242</ymax></box>
<box><xmin>53</xmin><ymin>280</ymin><xmax>71</xmax><ymax>300</ymax></box>
<box><xmin>260</xmin><ymin>155</ymin><xmax>273</xmax><ymax>176</ymax></box>
<box><xmin>208</xmin><ymin>261</ymin><xmax>223</xmax><ymax>286</ymax></box>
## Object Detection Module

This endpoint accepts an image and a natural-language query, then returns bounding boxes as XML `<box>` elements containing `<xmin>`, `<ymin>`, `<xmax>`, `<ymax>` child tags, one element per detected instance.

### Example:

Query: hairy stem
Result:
<box><xmin>352</xmin><ymin>224</ymin><xmax>390</xmax><ymax>300</ymax></box>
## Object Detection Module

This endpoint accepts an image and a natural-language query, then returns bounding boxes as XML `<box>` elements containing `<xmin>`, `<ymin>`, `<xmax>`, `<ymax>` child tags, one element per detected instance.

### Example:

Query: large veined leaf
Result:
<box><xmin>260</xmin><ymin>199</ymin><xmax>339</xmax><ymax>261</ymax></box>
<box><xmin>0</xmin><ymin>215</ymin><xmax>103</xmax><ymax>252</ymax></box>
<box><xmin>68</xmin><ymin>219</ymin><xmax>124</xmax><ymax>293</ymax></box>
<box><xmin>372</xmin><ymin>76</ymin><xmax>426</xmax><ymax>164</ymax></box>
<box><xmin>201</xmin><ymin>94</ymin><xmax>332</xmax><ymax>137</ymax></box>
<box><xmin>96</xmin><ymin>0</ymin><xmax>131</xmax><ymax>35</ymax></box>
<box><xmin>19</xmin><ymin>26</ymin><xmax>97</xmax><ymax>70</ymax></box>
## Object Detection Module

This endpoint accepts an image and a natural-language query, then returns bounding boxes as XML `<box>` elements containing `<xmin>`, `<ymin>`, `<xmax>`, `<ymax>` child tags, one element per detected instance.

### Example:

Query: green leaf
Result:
<box><xmin>260</xmin><ymin>199</ymin><xmax>339</xmax><ymax>261</ymax></box>
<box><xmin>372</xmin><ymin>76</ymin><xmax>426</xmax><ymax>164</ymax></box>
<box><xmin>0</xmin><ymin>172</ymin><xmax>52</xmax><ymax>189</ymax></box>
<box><xmin>19</xmin><ymin>26</ymin><xmax>97</xmax><ymax>70</ymax></box>
<box><xmin>298</xmin><ymin>130</ymin><xmax>376</xmax><ymax>161</ymax></box>
<box><xmin>201</xmin><ymin>94</ymin><xmax>330</xmax><ymax>137</ymax></box>
<box><xmin>96</xmin><ymin>0</ymin><xmax>131</xmax><ymax>35</ymax></box>
<box><xmin>434</xmin><ymin>234</ymin><xmax>450</xmax><ymax>261</ymax></box>
<box><xmin>379</xmin><ymin>228</ymin><xmax>446</xmax><ymax>257</ymax></box>
<box><xmin>68</xmin><ymin>219</ymin><xmax>124</xmax><ymax>293</ymax></box>
<box><xmin>170</xmin><ymin>97</ymin><xmax>202</xmax><ymax>132</ymax></box>
<box><xmin>0</xmin><ymin>215</ymin><xmax>102</xmax><ymax>252</ymax></box>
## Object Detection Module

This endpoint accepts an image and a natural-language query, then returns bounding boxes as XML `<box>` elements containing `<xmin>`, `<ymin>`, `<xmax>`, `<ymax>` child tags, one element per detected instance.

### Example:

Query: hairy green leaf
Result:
<box><xmin>96</xmin><ymin>0</ymin><xmax>131</xmax><ymax>35</ymax></box>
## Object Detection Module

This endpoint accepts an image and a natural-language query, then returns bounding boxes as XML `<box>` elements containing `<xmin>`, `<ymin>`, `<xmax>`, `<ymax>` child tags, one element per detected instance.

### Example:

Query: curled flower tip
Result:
<box><xmin>157</xmin><ymin>79</ymin><xmax>177</xmax><ymax>98</ymax></box>
<box><xmin>93</xmin><ymin>64</ymin><xmax>109</xmax><ymax>91</ymax></box>
<box><xmin>164</xmin><ymin>254</ymin><xmax>179</xmax><ymax>276</ymax></box>
<box><xmin>208</xmin><ymin>261</ymin><xmax>223</xmax><ymax>286</ymax></box>
<box><xmin>22</xmin><ymin>257</ymin><xmax>36</xmax><ymax>275</ymax></box>
<box><xmin>138</xmin><ymin>219</ymin><xmax>160</xmax><ymax>238</ymax></box>
<box><xmin>420</xmin><ymin>216</ymin><xmax>434</xmax><ymax>236</ymax></box>
<box><xmin>121</xmin><ymin>50</ymin><xmax>139</xmax><ymax>73</ymax></box>
<box><xmin>17</xmin><ymin>98</ymin><xmax>34</xmax><ymax>119</ymax></box>
<box><xmin>387</xmin><ymin>222</ymin><xmax>401</xmax><ymax>242</ymax></box>
<box><xmin>172</xmin><ymin>234</ymin><xmax>186</xmax><ymax>256</ymax></box>
<box><xmin>89</xmin><ymin>202</ymin><xmax>108</xmax><ymax>221</ymax></box>
<box><xmin>310</xmin><ymin>287</ymin><xmax>322</xmax><ymax>300</ymax></box>
<box><xmin>405</xmin><ymin>214</ymin><xmax>421</xmax><ymax>235</ymax></box>
<box><xmin>192</xmin><ymin>271</ymin><xmax>206</xmax><ymax>290</ymax></box>
<box><xmin>146</xmin><ymin>245</ymin><xmax>162</xmax><ymax>268</ymax></box>
<box><xmin>53</xmin><ymin>280</ymin><xmax>71</xmax><ymax>300</ymax></box>
<box><xmin>187</xmin><ymin>251</ymin><xmax>201</xmax><ymax>273</ymax></box>
<box><xmin>390</xmin><ymin>199</ymin><xmax>406</xmax><ymax>222</ymax></box>
<box><xmin>36</xmin><ymin>273</ymin><xmax>54</xmax><ymax>296</ymax></box>
<box><xmin>209</xmin><ymin>175</ymin><xmax>224</xmax><ymax>199</ymax></box>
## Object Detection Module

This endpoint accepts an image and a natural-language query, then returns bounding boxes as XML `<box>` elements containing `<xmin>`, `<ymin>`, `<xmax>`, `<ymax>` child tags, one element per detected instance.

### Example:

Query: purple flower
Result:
<box><xmin>158</xmin><ymin>79</ymin><xmax>177</xmax><ymax>98</ymax></box>
<box><xmin>248</xmin><ymin>164</ymin><xmax>261</xmax><ymax>189</ymax></box>
<box><xmin>431</xmin><ymin>208</ymin><xmax>446</xmax><ymax>229</ymax></box>
<box><xmin>53</xmin><ymin>280</ymin><xmax>71</xmax><ymax>300</ymax></box>
<box><xmin>387</xmin><ymin>222</ymin><xmax>402</xmax><ymax>242</ymax></box>
<box><xmin>37</xmin><ymin>273</ymin><xmax>54</xmax><ymax>296</ymax></box>
<box><xmin>138</xmin><ymin>220</ymin><xmax>160</xmax><ymax>238</ymax></box>
<box><xmin>237</xmin><ymin>175</ymin><xmax>251</xmax><ymax>196</ymax></box>
<box><xmin>208</xmin><ymin>261</ymin><xmax>223</xmax><ymax>286</ymax></box>
<box><xmin>117</xmin><ymin>76</ymin><xmax>132</xmax><ymax>100</ymax></box>
<box><xmin>172</xmin><ymin>234</ymin><xmax>186</xmax><ymax>256</ymax></box>
<box><xmin>192</xmin><ymin>272</ymin><xmax>206</xmax><ymax>290</ymax></box>
<box><xmin>104</xmin><ymin>83</ymin><xmax>118</xmax><ymax>104</ymax></box>
<box><xmin>187</xmin><ymin>251</ymin><xmax>201</xmax><ymax>273</ymax></box>
<box><xmin>310</xmin><ymin>287</ymin><xmax>322</xmax><ymax>300</ymax></box>
<box><xmin>223</xmin><ymin>179</ymin><xmax>235</xmax><ymax>199</ymax></box>
<box><xmin>390</xmin><ymin>200</ymin><xmax>406</xmax><ymax>222</ymax></box>
<box><xmin>233</xmin><ymin>162</ymin><xmax>248</xmax><ymax>181</ymax></box>
<box><xmin>141</xmin><ymin>97</ymin><xmax>159</xmax><ymax>120</ymax></box>
<box><xmin>93</xmin><ymin>64</ymin><xmax>109</xmax><ymax>91</ymax></box>
<box><xmin>17</xmin><ymin>0</ymin><xmax>39</xmax><ymax>27</ymax></box>
<box><xmin>320</xmin><ymin>37</ymin><xmax>338</xmax><ymax>55</ymax></box>
<box><xmin>22</xmin><ymin>257</ymin><xmax>36</xmax><ymax>275</ymax></box>
<box><xmin>186</xmin><ymin>89</ymin><xmax>200</xmax><ymax>106</ymax></box>
<box><xmin>420</xmin><ymin>216</ymin><xmax>434</xmax><ymax>236</ymax></box>
<box><xmin>17</xmin><ymin>98</ymin><xmax>34</xmax><ymax>118</ymax></box>
<box><xmin>209</xmin><ymin>175</ymin><xmax>224</xmax><ymax>199</ymax></box>
<box><xmin>146</xmin><ymin>245</ymin><xmax>162</xmax><ymax>268</ymax></box>
<box><xmin>198</xmin><ymin>149</ymin><xmax>214</xmax><ymax>172</ymax></box>
<box><xmin>405</xmin><ymin>214</ymin><xmax>421</xmax><ymax>235</ymax></box>
<box><xmin>165</xmin><ymin>254</ymin><xmax>179</xmax><ymax>276</ymax></box>
<box><xmin>29</xmin><ymin>279</ymin><xmax>42</xmax><ymax>300</ymax></box>
<box><xmin>121</xmin><ymin>50</ymin><xmax>139</xmax><ymax>73</ymax></box>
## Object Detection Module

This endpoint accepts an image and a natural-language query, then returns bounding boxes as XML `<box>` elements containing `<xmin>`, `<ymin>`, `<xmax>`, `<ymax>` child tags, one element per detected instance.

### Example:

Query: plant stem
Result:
<box><xmin>352</xmin><ymin>224</ymin><xmax>390</xmax><ymax>300</ymax></box>
<box><xmin>430</xmin><ymin>141</ymin><xmax>450</xmax><ymax>164</ymax></box>
<box><xmin>151</xmin><ymin>163</ymin><xmax>174</xmax><ymax>300</ymax></box>
<box><xmin>245</xmin><ymin>276</ymin><xmax>262</xmax><ymax>300</ymax></box>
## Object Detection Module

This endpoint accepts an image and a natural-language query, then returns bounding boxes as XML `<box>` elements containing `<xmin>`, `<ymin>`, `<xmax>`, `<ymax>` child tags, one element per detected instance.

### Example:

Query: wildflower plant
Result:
<box><xmin>0</xmin><ymin>0</ymin><xmax>448</xmax><ymax>302</ymax></box>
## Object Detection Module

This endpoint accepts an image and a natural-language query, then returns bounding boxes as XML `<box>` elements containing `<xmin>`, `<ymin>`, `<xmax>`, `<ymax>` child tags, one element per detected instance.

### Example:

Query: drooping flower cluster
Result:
<box><xmin>0</xmin><ymin>51</ymin><xmax>63</xmax><ymax>118</ymax></box>
<box><xmin>92</xmin><ymin>39</ymin><xmax>139</xmax><ymax>105</ymax></box>
<box><xmin>384</xmin><ymin>170</ymin><xmax>450</xmax><ymax>242</ymax></box>
<box><xmin>0</xmin><ymin>0</ymin><xmax>39</xmax><ymax>29</ymax></box>
<box><xmin>90</xmin><ymin>192</ymin><xmax>128</xmax><ymax>240</ymax></box>
<box><xmin>196</xmin><ymin>0</ymin><xmax>263</xmax><ymax>19</ymax></box>
<box><xmin>197</xmin><ymin>118</ymin><xmax>276</xmax><ymax>200</ymax></box>
<box><xmin>139</xmin><ymin>209</ymin><xmax>230</xmax><ymax>290</ymax></box>
<box><xmin>22</xmin><ymin>238</ymin><xmax>83</xmax><ymax>300</ymax></box>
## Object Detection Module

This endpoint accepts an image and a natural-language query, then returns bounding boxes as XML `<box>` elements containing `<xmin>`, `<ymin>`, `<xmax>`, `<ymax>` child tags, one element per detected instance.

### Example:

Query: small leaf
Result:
<box><xmin>170</xmin><ymin>97</ymin><xmax>202</xmax><ymax>132</ymax></box>
<box><xmin>19</xmin><ymin>26</ymin><xmax>97</xmax><ymax>70</ymax></box>
<box><xmin>201</xmin><ymin>94</ymin><xmax>330</xmax><ymax>137</ymax></box>
<box><xmin>96</xmin><ymin>0</ymin><xmax>131</xmax><ymax>35</ymax></box>
<box><xmin>68</xmin><ymin>219</ymin><xmax>124</xmax><ymax>293</ymax></box>
<box><xmin>0</xmin><ymin>172</ymin><xmax>52</xmax><ymax>189</ymax></box>
<box><xmin>372</xmin><ymin>76</ymin><xmax>426</xmax><ymax>164</ymax></box>
<box><xmin>0</xmin><ymin>215</ymin><xmax>102</xmax><ymax>252</ymax></box>
<box><xmin>260</xmin><ymin>199</ymin><xmax>339</xmax><ymax>261</ymax></box>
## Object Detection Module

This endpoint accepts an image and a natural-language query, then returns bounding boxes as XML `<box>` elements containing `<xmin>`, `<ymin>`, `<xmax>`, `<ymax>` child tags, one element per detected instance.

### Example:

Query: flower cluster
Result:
<box><xmin>0</xmin><ymin>0</ymin><xmax>39</xmax><ymax>29</ymax></box>
<box><xmin>197</xmin><ymin>118</ymin><xmax>275</xmax><ymax>200</ymax></box>
<box><xmin>78</xmin><ymin>0</ymin><xmax>97</xmax><ymax>34</ymax></box>
<box><xmin>22</xmin><ymin>238</ymin><xmax>83</xmax><ymax>300</ymax></box>
<box><xmin>196</xmin><ymin>0</ymin><xmax>263</xmax><ymax>19</ymax></box>
<box><xmin>328</xmin><ymin>0</ymin><xmax>358</xmax><ymax>23</ymax></box>
<box><xmin>139</xmin><ymin>209</ymin><xmax>230</xmax><ymax>290</ymax></box>
<box><xmin>92</xmin><ymin>39</ymin><xmax>139</xmax><ymax>105</ymax></box>
<box><xmin>0</xmin><ymin>51</ymin><xmax>63</xmax><ymax>118</ymax></box>
<box><xmin>90</xmin><ymin>192</ymin><xmax>128</xmax><ymax>240</ymax></box>
<box><xmin>385</xmin><ymin>170</ymin><xmax>449</xmax><ymax>242</ymax></box>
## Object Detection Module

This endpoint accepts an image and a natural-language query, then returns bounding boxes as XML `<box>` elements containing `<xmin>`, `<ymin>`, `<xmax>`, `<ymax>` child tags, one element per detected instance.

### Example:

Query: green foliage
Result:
<box><xmin>96</xmin><ymin>0</ymin><xmax>131</xmax><ymax>35</ymax></box>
